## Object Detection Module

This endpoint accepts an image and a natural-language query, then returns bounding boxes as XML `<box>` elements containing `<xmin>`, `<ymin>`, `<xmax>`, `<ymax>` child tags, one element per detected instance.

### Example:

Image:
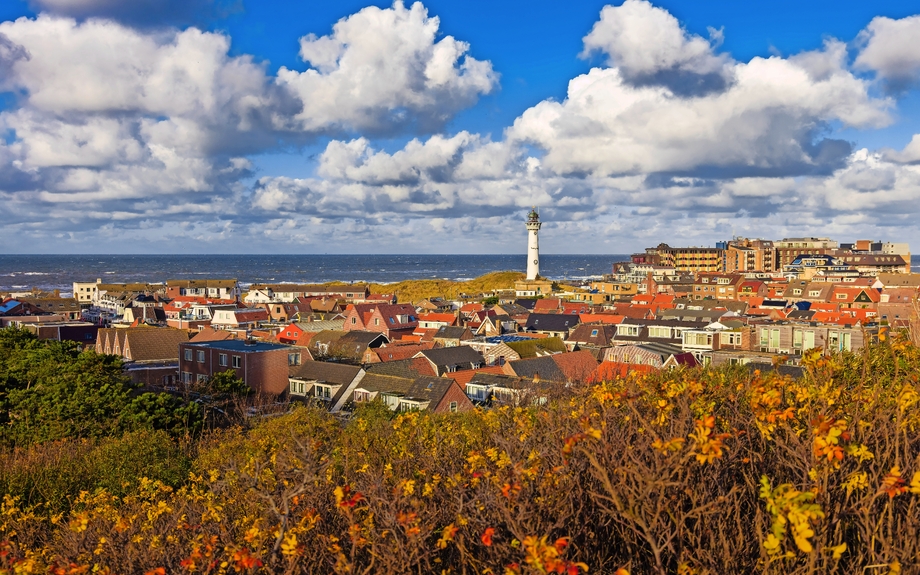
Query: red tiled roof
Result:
<box><xmin>551</xmin><ymin>350</ymin><xmax>599</xmax><ymax>382</ymax></box>
<box><xmin>588</xmin><ymin>361</ymin><xmax>657</xmax><ymax>382</ymax></box>
<box><xmin>533</xmin><ymin>298</ymin><xmax>562</xmax><ymax>313</ymax></box>
<box><xmin>578</xmin><ymin>313</ymin><xmax>625</xmax><ymax>325</ymax></box>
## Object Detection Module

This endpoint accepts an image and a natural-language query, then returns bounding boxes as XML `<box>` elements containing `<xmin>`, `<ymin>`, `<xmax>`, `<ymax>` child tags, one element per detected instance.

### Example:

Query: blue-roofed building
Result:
<box><xmin>178</xmin><ymin>339</ymin><xmax>299</xmax><ymax>395</ymax></box>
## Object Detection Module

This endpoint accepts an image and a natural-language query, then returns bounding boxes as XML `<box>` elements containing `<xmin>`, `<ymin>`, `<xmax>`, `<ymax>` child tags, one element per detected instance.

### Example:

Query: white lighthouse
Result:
<box><xmin>526</xmin><ymin>207</ymin><xmax>542</xmax><ymax>280</ymax></box>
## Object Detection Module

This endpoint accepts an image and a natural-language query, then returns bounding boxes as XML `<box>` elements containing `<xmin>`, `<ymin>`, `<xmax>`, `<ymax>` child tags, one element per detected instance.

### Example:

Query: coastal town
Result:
<box><xmin>1</xmin><ymin>212</ymin><xmax>917</xmax><ymax>415</ymax></box>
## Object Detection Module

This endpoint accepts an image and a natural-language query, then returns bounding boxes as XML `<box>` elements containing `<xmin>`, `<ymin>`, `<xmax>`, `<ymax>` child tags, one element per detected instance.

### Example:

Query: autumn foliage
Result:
<box><xmin>3</xmin><ymin>333</ymin><xmax>920</xmax><ymax>574</ymax></box>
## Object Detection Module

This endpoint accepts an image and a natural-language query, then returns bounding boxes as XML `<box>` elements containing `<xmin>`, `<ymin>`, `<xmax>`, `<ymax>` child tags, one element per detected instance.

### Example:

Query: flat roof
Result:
<box><xmin>185</xmin><ymin>339</ymin><xmax>290</xmax><ymax>352</ymax></box>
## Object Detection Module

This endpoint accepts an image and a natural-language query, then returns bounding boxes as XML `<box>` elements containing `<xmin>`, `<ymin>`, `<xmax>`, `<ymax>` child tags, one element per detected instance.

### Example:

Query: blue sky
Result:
<box><xmin>2</xmin><ymin>0</ymin><xmax>920</xmax><ymax>254</ymax></box>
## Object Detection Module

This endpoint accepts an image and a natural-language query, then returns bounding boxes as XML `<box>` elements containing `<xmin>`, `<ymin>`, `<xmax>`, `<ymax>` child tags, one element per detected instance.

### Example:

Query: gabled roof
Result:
<box><xmin>525</xmin><ymin>313</ymin><xmax>579</xmax><ymax>332</ymax></box>
<box><xmin>366</xmin><ymin>357</ymin><xmax>437</xmax><ymax>378</ymax></box>
<box><xmin>504</xmin><ymin>337</ymin><xmax>566</xmax><ymax>358</ymax></box>
<box><xmin>577</xmin><ymin>313</ymin><xmax>625</xmax><ymax>325</ymax></box>
<box><xmin>294</xmin><ymin>319</ymin><xmax>346</xmax><ymax>332</ymax></box>
<box><xmin>190</xmin><ymin>327</ymin><xmax>236</xmax><ymax>342</ymax></box>
<box><xmin>404</xmin><ymin>376</ymin><xmax>457</xmax><ymax>404</ymax></box>
<box><xmin>114</xmin><ymin>327</ymin><xmax>190</xmax><ymax>362</ymax></box>
<box><xmin>340</xmin><ymin>331</ymin><xmax>389</xmax><ymax>347</ymax></box>
<box><xmin>416</xmin><ymin>346</ymin><xmax>484</xmax><ymax>370</ymax></box>
<box><xmin>505</xmin><ymin>356</ymin><xmax>565</xmax><ymax>382</ymax></box>
<box><xmin>550</xmin><ymin>350</ymin><xmax>599</xmax><ymax>382</ymax></box>
<box><xmin>354</xmin><ymin>373</ymin><xmax>415</xmax><ymax>395</ymax></box>
<box><xmin>533</xmin><ymin>298</ymin><xmax>562</xmax><ymax>313</ymax></box>
<box><xmin>565</xmin><ymin>324</ymin><xmax>617</xmax><ymax>346</ymax></box>
<box><xmin>434</xmin><ymin>326</ymin><xmax>471</xmax><ymax>340</ymax></box>
<box><xmin>289</xmin><ymin>361</ymin><xmax>362</xmax><ymax>385</ymax></box>
<box><xmin>443</xmin><ymin>366</ymin><xmax>507</xmax><ymax>386</ymax></box>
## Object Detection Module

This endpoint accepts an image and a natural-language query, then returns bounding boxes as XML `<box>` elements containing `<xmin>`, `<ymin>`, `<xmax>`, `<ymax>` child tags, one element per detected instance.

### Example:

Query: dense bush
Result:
<box><xmin>0</xmin><ymin>328</ymin><xmax>202</xmax><ymax>448</ymax></box>
<box><xmin>0</xmin><ymin>430</ymin><xmax>191</xmax><ymax>512</ymax></box>
<box><xmin>1</xmin><ymin>333</ymin><xmax>920</xmax><ymax>574</ymax></box>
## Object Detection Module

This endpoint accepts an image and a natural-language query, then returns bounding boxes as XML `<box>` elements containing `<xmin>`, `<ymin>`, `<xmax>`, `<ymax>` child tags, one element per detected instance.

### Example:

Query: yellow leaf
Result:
<box><xmin>830</xmin><ymin>543</ymin><xmax>846</xmax><ymax>559</ymax></box>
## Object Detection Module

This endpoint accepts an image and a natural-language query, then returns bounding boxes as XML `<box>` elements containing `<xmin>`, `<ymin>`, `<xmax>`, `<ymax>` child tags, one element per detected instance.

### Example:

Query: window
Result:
<box><xmin>354</xmin><ymin>391</ymin><xmax>371</xmax><ymax>403</ymax></box>
<box><xmin>683</xmin><ymin>332</ymin><xmax>713</xmax><ymax>347</ymax></box>
<box><xmin>290</xmin><ymin>381</ymin><xmax>305</xmax><ymax>395</ymax></box>
<box><xmin>450</xmin><ymin>401</ymin><xmax>458</xmax><ymax>413</ymax></box>
<box><xmin>315</xmin><ymin>385</ymin><xmax>331</xmax><ymax>399</ymax></box>
<box><xmin>836</xmin><ymin>293</ymin><xmax>847</xmax><ymax>300</ymax></box>
<box><xmin>232</xmin><ymin>355</ymin><xmax>242</xmax><ymax>368</ymax></box>
<box><xmin>219</xmin><ymin>353</ymin><xmax>227</xmax><ymax>367</ymax></box>
<box><xmin>184</xmin><ymin>349</ymin><xmax>192</xmax><ymax>361</ymax></box>
<box><xmin>590</xmin><ymin>329</ymin><xmax>599</xmax><ymax>337</ymax></box>
<box><xmin>181</xmin><ymin>372</ymin><xmax>191</xmax><ymax>383</ymax></box>
<box><xmin>648</xmin><ymin>326</ymin><xmax>671</xmax><ymax>339</ymax></box>
<box><xmin>196</xmin><ymin>374</ymin><xmax>207</xmax><ymax>383</ymax></box>
<box><xmin>720</xmin><ymin>332</ymin><xmax>742</xmax><ymax>346</ymax></box>
<box><xmin>617</xmin><ymin>325</ymin><xmax>640</xmax><ymax>337</ymax></box>
<box><xmin>197</xmin><ymin>350</ymin><xmax>205</xmax><ymax>363</ymax></box>
<box><xmin>374</xmin><ymin>318</ymin><xmax>380</xmax><ymax>326</ymax></box>
<box><xmin>351</xmin><ymin>317</ymin><xmax>357</xmax><ymax>325</ymax></box>
<box><xmin>288</xmin><ymin>353</ymin><xmax>301</xmax><ymax>366</ymax></box>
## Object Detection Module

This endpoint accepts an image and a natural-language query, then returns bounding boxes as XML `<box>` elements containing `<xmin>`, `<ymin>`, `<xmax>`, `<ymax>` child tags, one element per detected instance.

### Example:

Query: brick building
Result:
<box><xmin>178</xmin><ymin>339</ymin><xmax>295</xmax><ymax>394</ymax></box>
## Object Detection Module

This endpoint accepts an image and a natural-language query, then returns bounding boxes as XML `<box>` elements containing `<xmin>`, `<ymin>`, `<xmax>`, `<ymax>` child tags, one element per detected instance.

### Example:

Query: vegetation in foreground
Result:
<box><xmin>366</xmin><ymin>270</ymin><xmax>525</xmax><ymax>303</ymax></box>
<box><xmin>2</xmin><ymin>331</ymin><xmax>920</xmax><ymax>573</ymax></box>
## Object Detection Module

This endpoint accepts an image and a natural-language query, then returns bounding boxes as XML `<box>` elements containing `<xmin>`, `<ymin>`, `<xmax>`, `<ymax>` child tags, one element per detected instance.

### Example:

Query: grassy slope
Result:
<box><xmin>364</xmin><ymin>270</ymin><xmax>524</xmax><ymax>303</ymax></box>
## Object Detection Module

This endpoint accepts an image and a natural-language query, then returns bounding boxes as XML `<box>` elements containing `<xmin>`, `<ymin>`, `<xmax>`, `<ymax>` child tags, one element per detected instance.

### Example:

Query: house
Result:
<box><xmin>178</xmin><ymin>339</ymin><xmax>296</xmax><ymax>394</ymax></box>
<box><xmin>365</xmin><ymin>357</ymin><xmax>438</xmax><ymax>378</ymax></box>
<box><xmin>829</xmin><ymin>286</ymin><xmax>880</xmax><ymax>310</ymax></box>
<box><xmin>417</xmin><ymin>312</ymin><xmax>457</xmax><ymax>329</ymax></box>
<box><xmin>504</xmin><ymin>336</ymin><xmax>567</xmax><ymax>359</ymax></box>
<box><xmin>602</xmin><ymin>343</ymin><xmax>699</xmax><ymax>369</ymax></box>
<box><xmin>533</xmin><ymin>298</ymin><xmax>563</xmax><ymax>314</ymax></box>
<box><xmin>503</xmin><ymin>355</ymin><xmax>565</xmax><ymax>382</ymax></box>
<box><xmin>432</xmin><ymin>325</ymin><xmax>473</xmax><ymax>347</ymax></box>
<box><xmin>96</xmin><ymin>327</ymin><xmax>191</xmax><ymax>387</ymax></box>
<box><xmin>344</xmin><ymin>373</ymin><xmax>416</xmax><ymax>411</ymax></box>
<box><xmin>524</xmin><ymin>313</ymin><xmax>580</xmax><ymax>338</ymax></box>
<box><xmin>550</xmin><ymin>350</ymin><xmax>600</xmax><ymax>383</ymax></box>
<box><xmin>245</xmin><ymin>284</ymin><xmax>370</xmax><ymax>304</ymax></box>
<box><xmin>342</xmin><ymin>303</ymin><xmax>419</xmax><ymax>339</ymax></box>
<box><xmin>473</xmin><ymin>314</ymin><xmax>518</xmax><ymax>337</ymax></box>
<box><xmin>414</xmin><ymin>346</ymin><xmax>485</xmax><ymax>376</ymax></box>
<box><xmin>276</xmin><ymin>320</ymin><xmax>347</xmax><ymax>344</ymax></box>
<box><xmin>460</xmin><ymin>336</ymin><xmax>525</xmax><ymax>366</ymax></box>
<box><xmin>367</xmin><ymin>343</ymin><xmax>435</xmax><ymax>364</ymax></box>
<box><xmin>288</xmin><ymin>361</ymin><xmax>365</xmax><ymax>411</ymax></box>
<box><xmin>308</xmin><ymin>330</ymin><xmax>389</xmax><ymax>362</ymax></box>
<box><xmin>210</xmin><ymin>307</ymin><xmax>269</xmax><ymax>330</ymax></box>
<box><xmin>166</xmin><ymin>279</ymin><xmax>240</xmax><ymax>300</ymax></box>
<box><xmin>565</xmin><ymin>324</ymin><xmax>617</xmax><ymax>350</ymax></box>
<box><xmin>753</xmin><ymin>322</ymin><xmax>876</xmax><ymax>355</ymax></box>
<box><xmin>397</xmin><ymin>376</ymin><xmax>474</xmax><ymax>413</ymax></box>
<box><xmin>879</xmin><ymin>288</ymin><xmax>917</xmax><ymax>327</ymax></box>
<box><xmin>20</xmin><ymin>297</ymin><xmax>82</xmax><ymax>320</ymax></box>
<box><xmin>22</xmin><ymin>321</ymin><xmax>98</xmax><ymax>346</ymax></box>
<box><xmin>262</xmin><ymin>302</ymin><xmax>314</xmax><ymax>323</ymax></box>
<box><xmin>689</xmin><ymin>273</ymin><xmax>745</xmax><ymax>301</ymax></box>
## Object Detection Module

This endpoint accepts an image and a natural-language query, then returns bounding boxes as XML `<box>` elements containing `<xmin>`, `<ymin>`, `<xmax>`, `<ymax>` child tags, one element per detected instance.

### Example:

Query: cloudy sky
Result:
<box><xmin>2</xmin><ymin>0</ymin><xmax>920</xmax><ymax>254</ymax></box>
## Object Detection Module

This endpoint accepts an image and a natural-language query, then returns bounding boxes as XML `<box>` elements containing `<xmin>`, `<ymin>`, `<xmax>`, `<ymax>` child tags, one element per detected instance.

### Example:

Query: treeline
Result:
<box><xmin>1</xmin><ymin>328</ymin><xmax>920</xmax><ymax>574</ymax></box>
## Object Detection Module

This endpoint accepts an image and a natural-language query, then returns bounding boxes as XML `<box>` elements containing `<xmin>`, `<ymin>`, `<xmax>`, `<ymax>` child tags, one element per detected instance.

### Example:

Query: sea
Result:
<box><xmin>0</xmin><ymin>254</ymin><xmax>632</xmax><ymax>296</ymax></box>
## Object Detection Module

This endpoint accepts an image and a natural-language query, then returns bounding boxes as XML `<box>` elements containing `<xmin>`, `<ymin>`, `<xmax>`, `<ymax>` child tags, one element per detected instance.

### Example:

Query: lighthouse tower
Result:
<box><xmin>526</xmin><ymin>207</ymin><xmax>542</xmax><ymax>280</ymax></box>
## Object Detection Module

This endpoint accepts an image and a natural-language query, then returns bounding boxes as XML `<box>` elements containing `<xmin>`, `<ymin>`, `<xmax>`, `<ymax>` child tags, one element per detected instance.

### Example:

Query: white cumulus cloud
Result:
<box><xmin>276</xmin><ymin>1</ymin><xmax>497</xmax><ymax>134</ymax></box>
